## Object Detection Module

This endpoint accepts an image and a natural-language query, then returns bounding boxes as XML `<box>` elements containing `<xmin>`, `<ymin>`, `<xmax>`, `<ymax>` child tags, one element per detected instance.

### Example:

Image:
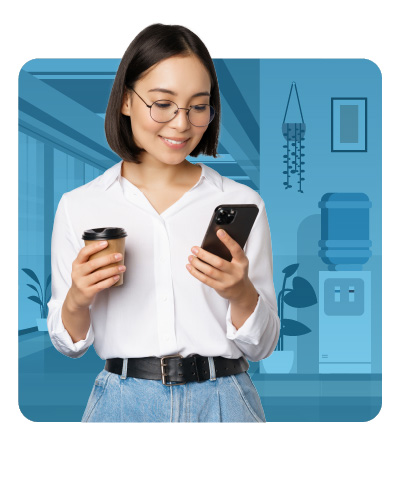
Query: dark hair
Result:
<box><xmin>105</xmin><ymin>23</ymin><xmax>221</xmax><ymax>164</ymax></box>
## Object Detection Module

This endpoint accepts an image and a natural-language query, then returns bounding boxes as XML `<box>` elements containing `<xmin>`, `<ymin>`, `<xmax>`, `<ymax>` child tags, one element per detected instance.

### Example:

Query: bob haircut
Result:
<box><xmin>105</xmin><ymin>23</ymin><xmax>221</xmax><ymax>164</ymax></box>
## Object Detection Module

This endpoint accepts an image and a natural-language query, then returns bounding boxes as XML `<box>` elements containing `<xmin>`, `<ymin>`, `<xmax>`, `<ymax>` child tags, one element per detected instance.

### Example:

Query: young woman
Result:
<box><xmin>47</xmin><ymin>23</ymin><xmax>280</xmax><ymax>422</ymax></box>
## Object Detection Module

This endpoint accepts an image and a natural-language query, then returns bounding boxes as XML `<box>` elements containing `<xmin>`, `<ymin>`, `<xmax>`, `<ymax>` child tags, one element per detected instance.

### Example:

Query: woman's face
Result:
<box><xmin>121</xmin><ymin>54</ymin><xmax>212</xmax><ymax>166</ymax></box>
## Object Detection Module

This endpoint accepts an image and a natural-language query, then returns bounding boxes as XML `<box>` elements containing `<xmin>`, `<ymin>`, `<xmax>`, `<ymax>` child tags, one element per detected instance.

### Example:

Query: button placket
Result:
<box><xmin>153</xmin><ymin>217</ymin><xmax>177</xmax><ymax>352</ymax></box>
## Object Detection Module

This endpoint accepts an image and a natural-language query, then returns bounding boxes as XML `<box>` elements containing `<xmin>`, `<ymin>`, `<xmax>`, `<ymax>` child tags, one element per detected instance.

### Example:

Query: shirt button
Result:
<box><xmin>163</xmin><ymin>296</ymin><xmax>168</xmax><ymax>302</ymax></box>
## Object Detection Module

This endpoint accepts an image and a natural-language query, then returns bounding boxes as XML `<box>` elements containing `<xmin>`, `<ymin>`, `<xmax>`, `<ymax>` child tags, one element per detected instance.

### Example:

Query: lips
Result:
<box><xmin>159</xmin><ymin>135</ymin><xmax>189</xmax><ymax>149</ymax></box>
<box><xmin>159</xmin><ymin>136</ymin><xmax>189</xmax><ymax>142</ymax></box>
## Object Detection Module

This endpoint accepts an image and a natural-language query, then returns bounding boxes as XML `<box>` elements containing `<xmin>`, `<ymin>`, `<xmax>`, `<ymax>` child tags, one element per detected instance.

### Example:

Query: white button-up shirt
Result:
<box><xmin>47</xmin><ymin>160</ymin><xmax>280</xmax><ymax>362</ymax></box>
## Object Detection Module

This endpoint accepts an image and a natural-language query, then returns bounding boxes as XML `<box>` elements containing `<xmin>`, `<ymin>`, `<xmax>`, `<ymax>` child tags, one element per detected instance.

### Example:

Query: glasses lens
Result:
<box><xmin>150</xmin><ymin>100</ymin><xmax>177</xmax><ymax>123</ymax></box>
<box><xmin>189</xmin><ymin>105</ymin><xmax>215</xmax><ymax>127</ymax></box>
<box><xmin>151</xmin><ymin>101</ymin><xmax>215</xmax><ymax>126</ymax></box>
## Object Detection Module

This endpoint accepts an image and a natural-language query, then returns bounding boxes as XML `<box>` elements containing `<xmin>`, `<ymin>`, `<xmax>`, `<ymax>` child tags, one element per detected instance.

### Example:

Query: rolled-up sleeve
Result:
<box><xmin>226</xmin><ymin>198</ymin><xmax>280</xmax><ymax>362</ymax></box>
<box><xmin>47</xmin><ymin>194</ymin><xmax>94</xmax><ymax>359</ymax></box>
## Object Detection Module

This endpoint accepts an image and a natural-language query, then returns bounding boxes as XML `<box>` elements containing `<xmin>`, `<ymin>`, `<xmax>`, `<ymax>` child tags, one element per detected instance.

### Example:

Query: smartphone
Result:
<box><xmin>200</xmin><ymin>204</ymin><xmax>259</xmax><ymax>262</ymax></box>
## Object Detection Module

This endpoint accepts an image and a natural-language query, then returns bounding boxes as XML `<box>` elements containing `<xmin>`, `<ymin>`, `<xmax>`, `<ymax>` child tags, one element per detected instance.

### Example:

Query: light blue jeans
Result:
<box><xmin>81</xmin><ymin>357</ymin><xmax>266</xmax><ymax>422</ymax></box>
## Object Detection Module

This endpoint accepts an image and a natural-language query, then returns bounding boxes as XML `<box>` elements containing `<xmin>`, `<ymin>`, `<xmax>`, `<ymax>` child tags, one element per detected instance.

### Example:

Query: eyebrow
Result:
<box><xmin>148</xmin><ymin>88</ymin><xmax>211</xmax><ymax>98</ymax></box>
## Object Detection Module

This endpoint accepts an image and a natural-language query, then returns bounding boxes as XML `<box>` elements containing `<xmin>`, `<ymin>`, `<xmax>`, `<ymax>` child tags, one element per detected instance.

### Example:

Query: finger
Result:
<box><xmin>86</xmin><ymin>264</ymin><xmax>126</xmax><ymax>287</ymax></box>
<box><xmin>82</xmin><ymin>251</ymin><xmax>124</xmax><ymax>276</ymax></box>
<box><xmin>190</xmin><ymin>244</ymin><xmax>230</xmax><ymax>271</ymax></box>
<box><xmin>186</xmin><ymin>263</ymin><xmax>221</xmax><ymax>289</ymax></box>
<box><xmin>216</xmin><ymin>229</ymin><xmax>244</xmax><ymax>260</ymax></box>
<box><xmin>188</xmin><ymin>254</ymin><xmax>222</xmax><ymax>281</ymax></box>
<box><xmin>77</xmin><ymin>241</ymin><xmax>109</xmax><ymax>264</ymax></box>
<box><xmin>91</xmin><ymin>273</ymin><xmax>122</xmax><ymax>292</ymax></box>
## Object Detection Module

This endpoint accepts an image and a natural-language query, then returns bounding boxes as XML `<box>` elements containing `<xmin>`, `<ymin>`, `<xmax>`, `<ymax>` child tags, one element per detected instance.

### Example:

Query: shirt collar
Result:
<box><xmin>100</xmin><ymin>160</ymin><xmax>223</xmax><ymax>192</ymax></box>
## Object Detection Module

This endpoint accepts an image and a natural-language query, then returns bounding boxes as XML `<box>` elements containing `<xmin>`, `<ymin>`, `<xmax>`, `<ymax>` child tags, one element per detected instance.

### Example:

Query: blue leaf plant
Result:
<box><xmin>21</xmin><ymin>268</ymin><xmax>51</xmax><ymax>319</ymax></box>
<box><xmin>276</xmin><ymin>263</ymin><xmax>317</xmax><ymax>351</ymax></box>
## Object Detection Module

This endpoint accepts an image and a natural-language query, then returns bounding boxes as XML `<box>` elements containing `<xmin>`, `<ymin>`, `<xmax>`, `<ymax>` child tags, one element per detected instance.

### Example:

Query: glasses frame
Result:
<box><xmin>126</xmin><ymin>87</ymin><xmax>215</xmax><ymax>127</ymax></box>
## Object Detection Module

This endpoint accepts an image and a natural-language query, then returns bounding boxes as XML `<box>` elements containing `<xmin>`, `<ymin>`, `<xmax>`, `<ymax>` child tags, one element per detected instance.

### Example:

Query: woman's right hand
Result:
<box><xmin>68</xmin><ymin>241</ymin><xmax>126</xmax><ymax>310</ymax></box>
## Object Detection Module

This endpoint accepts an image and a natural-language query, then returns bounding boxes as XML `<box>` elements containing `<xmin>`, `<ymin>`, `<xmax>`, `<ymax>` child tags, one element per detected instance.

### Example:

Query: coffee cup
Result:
<box><xmin>82</xmin><ymin>227</ymin><xmax>128</xmax><ymax>287</ymax></box>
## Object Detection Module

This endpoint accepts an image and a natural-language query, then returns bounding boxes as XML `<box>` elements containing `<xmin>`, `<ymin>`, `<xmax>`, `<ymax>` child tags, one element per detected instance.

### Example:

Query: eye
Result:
<box><xmin>154</xmin><ymin>101</ymin><xmax>173</xmax><ymax>109</ymax></box>
<box><xmin>192</xmin><ymin>104</ymin><xmax>207</xmax><ymax>112</ymax></box>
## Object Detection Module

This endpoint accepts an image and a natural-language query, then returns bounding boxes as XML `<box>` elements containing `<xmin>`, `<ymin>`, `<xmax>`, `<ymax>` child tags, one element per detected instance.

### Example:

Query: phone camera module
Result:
<box><xmin>216</xmin><ymin>209</ymin><xmax>236</xmax><ymax>225</ymax></box>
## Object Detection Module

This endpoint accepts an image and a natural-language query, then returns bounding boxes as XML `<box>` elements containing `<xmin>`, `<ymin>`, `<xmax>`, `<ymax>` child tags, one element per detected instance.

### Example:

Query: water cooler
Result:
<box><xmin>318</xmin><ymin>193</ymin><xmax>372</xmax><ymax>374</ymax></box>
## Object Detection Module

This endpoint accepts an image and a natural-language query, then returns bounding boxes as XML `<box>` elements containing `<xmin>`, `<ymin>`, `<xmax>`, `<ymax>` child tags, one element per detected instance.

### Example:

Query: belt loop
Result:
<box><xmin>208</xmin><ymin>356</ymin><xmax>217</xmax><ymax>381</ymax></box>
<box><xmin>120</xmin><ymin>358</ymin><xmax>128</xmax><ymax>380</ymax></box>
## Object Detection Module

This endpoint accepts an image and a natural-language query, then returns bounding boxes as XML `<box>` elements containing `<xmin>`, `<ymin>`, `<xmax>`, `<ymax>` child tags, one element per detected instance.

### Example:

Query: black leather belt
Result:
<box><xmin>105</xmin><ymin>354</ymin><xmax>249</xmax><ymax>386</ymax></box>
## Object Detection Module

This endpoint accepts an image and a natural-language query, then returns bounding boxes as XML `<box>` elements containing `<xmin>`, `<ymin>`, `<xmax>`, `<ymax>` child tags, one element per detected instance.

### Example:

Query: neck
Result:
<box><xmin>121</xmin><ymin>159</ymin><xmax>194</xmax><ymax>190</ymax></box>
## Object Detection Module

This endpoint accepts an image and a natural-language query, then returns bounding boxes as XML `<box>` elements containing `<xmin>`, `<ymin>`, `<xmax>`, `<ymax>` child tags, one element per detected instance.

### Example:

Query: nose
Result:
<box><xmin>169</xmin><ymin>107</ymin><xmax>191</xmax><ymax>130</ymax></box>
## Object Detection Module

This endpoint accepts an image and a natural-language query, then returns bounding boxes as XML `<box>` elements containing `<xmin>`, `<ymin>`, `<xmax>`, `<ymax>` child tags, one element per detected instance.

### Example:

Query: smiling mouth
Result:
<box><xmin>159</xmin><ymin>136</ymin><xmax>189</xmax><ymax>145</ymax></box>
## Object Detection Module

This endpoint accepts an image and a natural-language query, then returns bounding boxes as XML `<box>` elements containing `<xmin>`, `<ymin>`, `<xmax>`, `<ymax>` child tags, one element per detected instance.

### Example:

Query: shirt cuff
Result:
<box><xmin>49</xmin><ymin>305</ymin><xmax>94</xmax><ymax>358</ymax></box>
<box><xmin>226</xmin><ymin>293</ymin><xmax>269</xmax><ymax>345</ymax></box>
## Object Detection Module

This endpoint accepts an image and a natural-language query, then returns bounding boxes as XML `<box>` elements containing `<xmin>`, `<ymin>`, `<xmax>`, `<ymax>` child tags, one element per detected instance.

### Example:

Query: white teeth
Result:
<box><xmin>163</xmin><ymin>137</ymin><xmax>186</xmax><ymax>145</ymax></box>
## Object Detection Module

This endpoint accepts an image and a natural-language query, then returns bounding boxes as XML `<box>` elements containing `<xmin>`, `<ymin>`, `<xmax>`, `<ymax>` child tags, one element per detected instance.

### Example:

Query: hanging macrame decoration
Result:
<box><xmin>282</xmin><ymin>82</ymin><xmax>306</xmax><ymax>193</ymax></box>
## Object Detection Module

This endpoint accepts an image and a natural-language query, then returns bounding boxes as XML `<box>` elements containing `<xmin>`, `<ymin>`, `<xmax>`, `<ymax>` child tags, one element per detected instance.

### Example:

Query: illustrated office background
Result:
<box><xmin>18</xmin><ymin>59</ymin><xmax>381</xmax><ymax>422</ymax></box>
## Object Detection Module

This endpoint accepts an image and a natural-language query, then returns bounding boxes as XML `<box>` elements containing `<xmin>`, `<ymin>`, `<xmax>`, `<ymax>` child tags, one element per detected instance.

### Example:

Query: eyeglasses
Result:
<box><xmin>126</xmin><ymin>87</ymin><xmax>215</xmax><ymax>127</ymax></box>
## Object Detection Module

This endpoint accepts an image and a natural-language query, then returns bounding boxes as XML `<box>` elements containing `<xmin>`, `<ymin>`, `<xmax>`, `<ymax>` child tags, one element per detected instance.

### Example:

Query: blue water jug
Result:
<box><xmin>318</xmin><ymin>193</ymin><xmax>372</xmax><ymax>271</ymax></box>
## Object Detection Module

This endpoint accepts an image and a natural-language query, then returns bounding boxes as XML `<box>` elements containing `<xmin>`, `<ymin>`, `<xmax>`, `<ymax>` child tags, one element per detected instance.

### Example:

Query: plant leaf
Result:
<box><xmin>45</xmin><ymin>274</ymin><xmax>51</xmax><ymax>292</ymax></box>
<box><xmin>28</xmin><ymin>295</ymin><xmax>43</xmax><ymax>306</ymax></box>
<box><xmin>284</xmin><ymin>276</ymin><xmax>317</xmax><ymax>308</ymax></box>
<box><xmin>282</xmin><ymin>264</ymin><xmax>299</xmax><ymax>277</ymax></box>
<box><xmin>27</xmin><ymin>284</ymin><xmax>40</xmax><ymax>296</ymax></box>
<box><xmin>281</xmin><ymin>318</ymin><xmax>311</xmax><ymax>336</ymax></box>
<box><xmin>45</xmin><ymin>274</ymin><xmax>52</xmax><ymax>299</ymax></box>
<box><xmin>22</xmin><ymin>268</ymin><xmax>41</xmax><ymax>287</ymax></box>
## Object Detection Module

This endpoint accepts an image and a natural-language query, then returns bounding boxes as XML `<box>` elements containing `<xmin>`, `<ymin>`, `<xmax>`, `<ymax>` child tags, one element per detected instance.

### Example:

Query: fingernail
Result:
<box><xmin>218</xmin><ymin>229</ymin><xmax>225</xmax><ymax>237</ymax></box>
<box><xmin>191</xmin><ymin>247</ymin><xmax>198</xmax><ymax>254</ymax></box>
<box><xmin>115</xmin><ymin>253</ymin><xmax>122</xmax><ymax>260</ymax></box>
<box><xmin>99</xmin><ymin>241</ymin><xmax>108</xmax><ymax>246</ymax></box>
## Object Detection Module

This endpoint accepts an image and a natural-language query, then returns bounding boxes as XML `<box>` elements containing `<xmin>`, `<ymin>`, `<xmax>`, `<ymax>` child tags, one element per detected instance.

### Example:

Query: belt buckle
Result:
<box><xmin>160</xmin><ymin>354</ymin><xmax>186</xmax><ymax>386</ymax></box>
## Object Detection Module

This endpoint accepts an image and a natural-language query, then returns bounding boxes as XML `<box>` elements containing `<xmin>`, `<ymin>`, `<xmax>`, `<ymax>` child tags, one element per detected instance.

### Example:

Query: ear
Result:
<box><xmin>121</xmin><ymin>90</ymin><xmax>131</xmax><ymax>116</ymax></box>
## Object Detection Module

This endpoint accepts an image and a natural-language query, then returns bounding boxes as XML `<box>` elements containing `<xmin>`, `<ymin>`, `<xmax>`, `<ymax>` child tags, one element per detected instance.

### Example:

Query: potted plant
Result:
<box><xmin>21</xmin><ymin>268</ymin><xmax>51</xmax><ymax>331</ymax></box>
<box><xmin>260</xmin><ymin>263</ymin><xmax>316</xmax><ymax>374</ymax></box>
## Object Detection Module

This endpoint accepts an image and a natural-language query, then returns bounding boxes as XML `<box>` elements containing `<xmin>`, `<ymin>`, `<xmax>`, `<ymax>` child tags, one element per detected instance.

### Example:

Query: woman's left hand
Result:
<box><xmin>186</xmin><ymin>229</ymin><xmax>254</xmax><ymax>302</ymax></box>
